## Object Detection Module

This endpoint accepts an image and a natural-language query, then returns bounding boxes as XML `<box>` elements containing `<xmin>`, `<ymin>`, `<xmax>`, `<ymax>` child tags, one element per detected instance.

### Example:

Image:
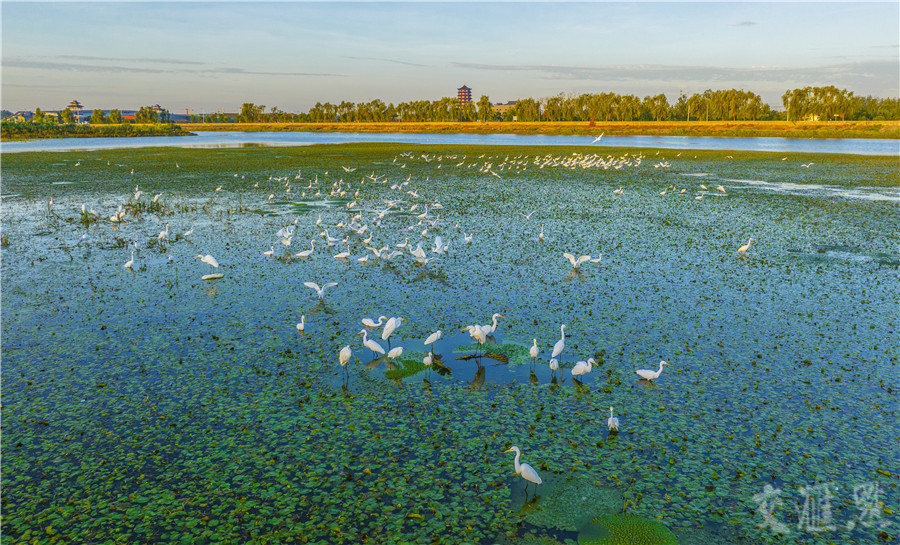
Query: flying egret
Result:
<box><xmin>503</xmin><ymin>446</ymin><xmax>542</xmax><ymax>495</ymax></box>
<box><xmin>591</xmin><ymin>132</ymin><xmax>604</xmax><ymax>143</ymax></box>
<box><xmin>464</xmin><ymin>233</ymin><xmax>473</xmax><ymax>244</ymax></box>
<box><xmin>636</xmin><ymin>360</ymin><xmax>670</xmax><ymax>381</ymax></box>
<box><xmin>551</xmin><ymin>325</ymin><xmax>567</xmax><ymax>359</ymax></box>
<box><xmin>572</xmin><ymin>358</ymin><xmax>595</xmax><ymax>377</ymax></box>
<box><xmin>563</xmin><ymin>253</ymin><xmax>591</xmax><ymax>269</ymax></box>
<box><xmin>124</xmin><ymin>251</ymin><xmax>135</xmax><ymax>270</ymax></box>
<box><xmin>359</xmin><ymin>329</ymin><xmax>385</xmax><ymax>358</ymax></box>
<box><xmin>738</xmin><ymin>237</ymin><xmax>755</xmax><ymax>253</ymax></box>
<box><xmin>296</xmin><ymin>315</ymin><xmax>305</xmax><ymax>332</ymax></box>
<box><xmin>362</xmin><ymin>315</ymin><xmax>388</xmax><ymax>329</ymax></box>
<box><xmin>195</xmin><ymin>254</ymin><xmax>219</xmax><ymax>268</ymax></box>
<box><xmin>424</xmin><ymin>330</ymin><xmax>442</xmax><ymax>352</ymax></box>
<box><xmin>607</xmin><ymin>406</ymin><xmax>619</xmax><ymax>432</ymax></box>
<box><xmin>304</xmin><ymin>281</ymin><xmax>337</xmax><ymax>301</ymax></box>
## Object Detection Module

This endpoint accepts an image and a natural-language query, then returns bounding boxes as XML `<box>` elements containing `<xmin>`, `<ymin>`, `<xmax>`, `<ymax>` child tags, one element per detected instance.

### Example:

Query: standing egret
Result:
<box><xmin>462</xmin><ymin>325</ymin><xmax>488</xmax><ymax>356</ymax></box>
<box><xmin>304</xmin><ymin>281</ymin><xmax>337</xmax><ymax>301</ymax></box>
<box><xmin>339</xmin><ymin>345</ymin><xmax>352</xmax><ymax>384</ymax></box>
<box><xmin>738</xmin><ymin>237</ymin><xmax>755</xmax><ymax>253</ymax></box>
<box><xmin>124</xmin><ymin>251</ymin><xmax>135</xmax><ymax>270</ymax></box>
<box><xmin>538</xmin><ymin>223</ymin><xmax>544</xmax><ymax>242</ymax></box>
<box><xmin>484</xmin><ymin>313</ymin><xmax>505</xmax><ymax>335</ymax></box>
<box><xmin>572</xmin><ymin>358</ymin><xmax>595</xmax><ymax>378</ymax></box>
<box><xmin>424</xmin><ymin>330</ymin><xmax>442</xmax><ymax>353</ymax></box>
<box><xmin>636</xmin><ymin>360</ymin><xmax>670</xmax><ymax>381</ymax></box>
<box><xmin>296</xmin><ymin>239</ymin><xmax>316</xmax><ymax>258</ymax></box>
<box><xmin>359</xmin><ymin>330</ymin><xmax>385</xmax><ymax>358</ymax></box>
<box><xmin>529</xmin><ymin>339</ymin><xmax>539</xmax><ymax>368</ymax></box>
<box><xmin>503</xmin><ymin>446</ymin><xmax>542</xmax><ymax>495</ymax></box>
<box><xmin>381</xmin><ymin>316</ymin><xmax>403</xmax><ymax>349</ymax></box>
<box><xmin>296</xmin><ymin>315</ymin><xmax>305</xmax><ymax>332</ymax></box>
<box><xmin>608</xmin><ymin>407</ymin><xmax>619</xmax><ymax>432</ymax></box>
<box><xmin>423</xmin><ymin>352</ymin><xmax>434</xmax><ymax>379</ymax></box>
<box><xmin>386</xmin><ymin>346</ymin><xmax>403</xmax><ymax>361</ymax></box>
<box><xmin>549</xmin><ymin>358</ymin><xmax>559</xmax><ymax>377</ymax></box>
<box><xmin>551</xmin><ymin>325</ymin><xmax>567</xmax><ymax>359</ymax></box>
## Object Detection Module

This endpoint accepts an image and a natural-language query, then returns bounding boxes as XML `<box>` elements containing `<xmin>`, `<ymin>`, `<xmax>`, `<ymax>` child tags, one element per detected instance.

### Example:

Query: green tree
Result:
<box><xmin>237</xmin><ymin>103</ymin><xmax>265</xmax><ymax>123</ymax></box>
<box><xmin>33</xmin><ymin>108</ymin><xmax>45</xmax><ymax>122</ymax></box>
<box><xmin>134</xmin><ymin>106</ymin><xmax>159</xmax><ymax>123</ymax></box>
<box><xmin>108</xmin><ymin>109</ymin><xmax>123</xmax><ymax>124</ymax></box>
<box><xmin>89</xmin><ymin>109</ymin><xmax>108</xmax><ymax>124</ymax></box>
<box><xmin>60</xmin><ymin>108</ymin><xmax>76</xmax><ymax>124</ymax></box>
<box><xmin>476</xmin><ymin>95</ymin><xmax>493</xmax><ymax>122</ymax></box>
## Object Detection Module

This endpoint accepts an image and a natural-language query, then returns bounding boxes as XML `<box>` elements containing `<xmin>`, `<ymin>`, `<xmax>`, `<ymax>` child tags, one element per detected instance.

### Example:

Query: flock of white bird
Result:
<box><xmin>68</xmin><ymin>148</ymin><xmax>760</xmax><ymax>493</ymax></box>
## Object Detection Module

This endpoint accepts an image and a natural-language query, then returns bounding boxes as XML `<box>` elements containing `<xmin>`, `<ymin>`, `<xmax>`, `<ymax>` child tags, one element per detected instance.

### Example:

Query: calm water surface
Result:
<box><xmin>3</xmin><ymin>130</ymin><xmax>898</xmax><ymax>155</ymax></box>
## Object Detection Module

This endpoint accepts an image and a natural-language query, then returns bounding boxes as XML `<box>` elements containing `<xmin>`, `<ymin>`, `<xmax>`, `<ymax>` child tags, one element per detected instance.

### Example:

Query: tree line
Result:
<box><xmin>203</xmin><ymin>87</ymin><xmax>897</xmax><ymax>124</ymax></box>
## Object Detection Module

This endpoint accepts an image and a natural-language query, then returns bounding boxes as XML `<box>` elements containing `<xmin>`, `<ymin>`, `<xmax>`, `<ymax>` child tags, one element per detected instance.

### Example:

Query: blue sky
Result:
<box><xmin>2</xmin><ymin>2</ymin><xmax>898</xmax><ymax>113</ymax></box>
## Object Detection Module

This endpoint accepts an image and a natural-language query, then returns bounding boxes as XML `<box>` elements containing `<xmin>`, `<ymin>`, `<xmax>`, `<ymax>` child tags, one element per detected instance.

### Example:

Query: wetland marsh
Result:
<box><xmin>1</xmin><ymin>143</ymin><xmax>897</xmax><ymax>544</ymax></box>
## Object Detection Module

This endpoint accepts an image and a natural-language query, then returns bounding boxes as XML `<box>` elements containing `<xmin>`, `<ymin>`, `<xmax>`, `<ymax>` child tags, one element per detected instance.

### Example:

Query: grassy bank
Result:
<box><xmin>0</xmin><ymin>121</ymin><xmax>194</xmax><ymax>141</ymax></box>
<box><xmin>179</xmin><ymin>120</ymin><xmax>900</xmax><ymax>139</ymax></box>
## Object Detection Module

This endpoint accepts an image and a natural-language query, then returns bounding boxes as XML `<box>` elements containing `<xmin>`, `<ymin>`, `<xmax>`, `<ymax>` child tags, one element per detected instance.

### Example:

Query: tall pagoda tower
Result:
<box><xmin>457</xmin><ymin>85</ymin><xmax>472</xmax><ymax>104</ymax></box>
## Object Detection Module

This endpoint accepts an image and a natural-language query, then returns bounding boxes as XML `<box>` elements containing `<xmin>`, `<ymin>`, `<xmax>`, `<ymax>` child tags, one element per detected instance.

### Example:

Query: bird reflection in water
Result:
<box><xmin>468</xmin><ymin>365</ymin><xmax>486</xmax><ymax>390</ymax></box>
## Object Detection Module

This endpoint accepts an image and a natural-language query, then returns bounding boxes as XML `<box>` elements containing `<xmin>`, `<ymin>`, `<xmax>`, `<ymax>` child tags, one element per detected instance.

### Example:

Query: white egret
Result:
<box><xmin>589</xmin><ymin>254</ymin><xmax>603</xmax><ymax>264</ymax></box>
<box><xmin>563</xmin><ymin>253</ymin><xmax>591</xmax><ymax>269</ymax></box>
<box><xmin>572</xmin><ymin>358</ymin><xmax>595</xmax><ymax>377</ymax></box>
<box><xmin>424</xmin><ymin>330</ymin><xmax>442</xmax><ymax>352</ymax></box>
<box><xmin>464</xmin><ymin>233</ymin><xmax>473</xmax><ymax>244</ymax></box>
<box><xmin>296</xmin><ymin>315</ymin><xmax>305</xmax><ymax>332</ymax></box>
<box><xmin>362</xmin><ymin>315</ymin><xmax>388</xmax><ymax>329</ymax></box>
<box><xmin>423</xmin><ymin>352</ymin><xmax>434</xmax><ymax>378</ymax></box>
<box><xmin>549</xmin><ymin>358</ymin><xmax>559</xmax><ymax>375</ymax></box>
<box><xmin>738</xmin><ymin>237</ymin><xmax>755</xmax><ymax>253</ymax></box>
<box><xmin>339</xmin><ymin>345</ymin><xmax>352</xmax><ymax>367</ymax></box>
<box><xmin>551</xmin><ymin>325</ymin><xmax>567</xmax><ymax>359</ymax></box>
<box><xmin>296</xmin><ymin>239</ymin><xmax>316</xmax><ymax>258</ymax></box>
<box><xmin>334</xmin><ymin>249</ymin><xmax>351</xmax><ymax>259</ymax></box>
<box><xmin>359</xmin><ymin>330</ymin><xmax>385</xmax><ymax>357</ymax></box>
<box><xmin>607</xmin><ymin>406</ymin><xmax>619</xmax><ymax>432</ymax></box>
<box><xmin>124</xmin><ymin>251</ymin><xmax>135</xmax><ymax>270</ymax></box>
<box><xmin>503</xmin><ymin>446</ymin><xmax>542</xmax><ymax>494</ymax></box>
<box><xmin>382</xmin><ymin>317</ymin><xmax>403</xmax><ymax>348</ymax></box>
<box><xmin>195</xmin><ymin>254</ymin><xmax>219</xmax><ymax>268</ymax></box>
<box><xmin>636</xmin><ymin>360</ymin><xmax>670</xmax><ymax>381</ymax></box>
<box><xmin>303</xmin><ymin>281</ymin><xmax>337</xmax><ymax>301</ymax></box>
<box><xmin>484</xmin><ymin>313</ymin><xmax>505</xmax><ymax>335</ymax></box>
<box><xmin>264</xmin><ymin>246</ymin><xmax>275</xmax><ymax>257</ymax></box>
<box><xmin>386</xmin><ymin>346</ymin><xmax>403</xmax><ymax>361</ymax></box>
<box><xmin>530</xmin><ymin>339</ymin><xmax>539</xmax><ymax>360</ymax></box>
<box><xmin>462</xmin><ymin>325</ymin><xmax>488</xmax><ymax>353</ymax></box>
<box><xmin>538</xmin><ymin>223</ymin><xmax>544</xmax><ymax>242</ymax></box>
<box><xmin>591</xmin><ymin>132</ymin><xmax>604</xmax><ymax>143</ymax></box>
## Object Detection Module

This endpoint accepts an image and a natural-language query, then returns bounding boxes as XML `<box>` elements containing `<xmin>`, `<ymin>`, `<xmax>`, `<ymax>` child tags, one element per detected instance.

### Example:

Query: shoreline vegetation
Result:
<box><xmin>177</xmin><ymin>120</ymin><xmax>900</xmax><ymax>139</ymax></box>
<box><xmin>2</xmin><ymin>120</ymin><xmax>898</xmax><ymax>141</ymax></box>
<box><xmin>0</xmin><ymin>121</ymin><xmax>192</xmax><ymax>141</ymax></box>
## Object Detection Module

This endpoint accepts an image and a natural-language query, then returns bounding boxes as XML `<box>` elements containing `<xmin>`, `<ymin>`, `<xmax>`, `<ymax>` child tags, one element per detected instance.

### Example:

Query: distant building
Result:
<box><xmin>457</xmin><ymin>85</ymin><xmax>472</xmax><ymax>104</ymax></box>
<box><xmin>492</xmin><ymin>100</ymin><xmax>517</xmax><ymax>115</ymax></box>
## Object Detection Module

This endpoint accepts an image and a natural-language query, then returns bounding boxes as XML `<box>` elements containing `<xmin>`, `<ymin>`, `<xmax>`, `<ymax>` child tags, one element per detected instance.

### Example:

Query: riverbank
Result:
<box><xmin>179</xmin><ymin>120</ymin><xmax>900</xmax><ymax>139</ymax></box>
<box><xmin>0</xmin><ymin>121</ymin><xmax>194</xmax><ymax>141</ymax></box>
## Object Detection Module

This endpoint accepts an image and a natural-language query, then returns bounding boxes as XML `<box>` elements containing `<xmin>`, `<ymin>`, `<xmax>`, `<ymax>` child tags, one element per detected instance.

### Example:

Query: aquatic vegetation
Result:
<box><xmin>578</xmin><ymin>514</ymin><xmax>678</xmax><ymax>544</ymax></box>
<box><xmin>1</xmin><ymin>144</ymin><xmax>897</xmax><ymax>544</ymax></box>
